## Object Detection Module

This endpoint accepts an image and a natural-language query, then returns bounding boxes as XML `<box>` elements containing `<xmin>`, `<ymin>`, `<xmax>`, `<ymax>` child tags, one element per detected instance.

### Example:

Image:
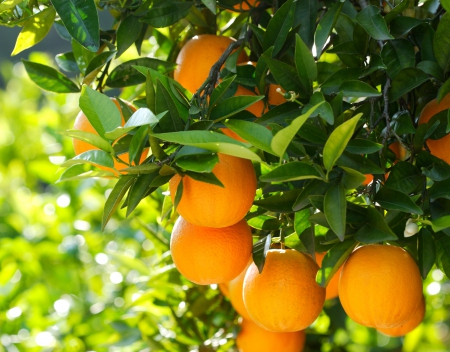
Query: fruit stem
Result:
<box><xmin>280</xmin><ymin>229</ymin><xmax>285</xmax><ymax>249</ymax></box>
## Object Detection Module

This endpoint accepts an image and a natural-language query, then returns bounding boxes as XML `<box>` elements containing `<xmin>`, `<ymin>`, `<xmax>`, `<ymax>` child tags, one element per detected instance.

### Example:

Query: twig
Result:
<box><xmin>380</xmin><ymin>77</ymin><xmax>392</xmax><ymax>150</ymax></box>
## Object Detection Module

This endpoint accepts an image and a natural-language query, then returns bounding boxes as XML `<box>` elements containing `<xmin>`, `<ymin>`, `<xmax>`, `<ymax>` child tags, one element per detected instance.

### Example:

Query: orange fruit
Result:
<box><xmin>221</xmin><ymin>128</ymin><xmax>248</xmax><ymax>143</ymax></box>
<box><xmin>228</xmin><ymin>259</ymin><xmax>252</xmax><ymax>320</ymax></box>
<box><xmin>378</xmin><ymin>296</ymin><xmax>425</xmax><ymax>337</ymax></box>
<box><xmin>236</xmin><ymin>319</ymin><xmax>306</xmax><ymax>352</ymax></box>
<box><xmin>243</xmin><ymin>249</ymin><xmax>325</xmax><ymax>332</ymax></box>
<box><xmin>73</xmin><ymin>99</ymin><xmax>147</xmax><ymax>173</ymax></box>
<box><xmin>219</xmin><ymin>283</ymin><xmax>230</xmax><ymax>297</ymax></box>
<box><xmin>169</xmin><ymin>153</ymin><xmax>256</xmax><ymax>228</ymax></box>
<box><xmin>170</xmin><ymin>216</ymin><xmax>253</xmax><ymax>285</ymax></box>
<box><xmin>233</xmin><ymin>0</ymin><xmax>258</xmax><ymax>11</ymax></box>
<box><xmin>418</xmin><ymin>93</ymin><xmax>450</xmax><ymax>164</ymax></box>
<box><xmin>315</xmin><ymin>252</ymin><xmax>342</xmax><ymax>300</ymax></box>
<box><xmin>267</xmin><ymin>84</ymin><xmax>286</xmax><ymax>106</ymax></box>
<box><xmin>235</xmin><ymin>85</ymin><xmax>265</xmax><ymax>117</ymax></box>
<box><xmin>174</xmin><ymin>34</ymin><xmax>248</xmax><ymax>94</ymax></box>
<box><xmin>339</xmin><ymin>244</ymin><xmax>423</xmax><ymax>328</ymax></box>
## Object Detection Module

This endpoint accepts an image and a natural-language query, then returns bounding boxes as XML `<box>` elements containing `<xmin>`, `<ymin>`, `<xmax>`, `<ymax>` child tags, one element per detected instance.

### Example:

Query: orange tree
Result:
<box><xmin>3</xmin><ymin>0</ymin><xmax>450</xmax><ymax>350</ymax></box>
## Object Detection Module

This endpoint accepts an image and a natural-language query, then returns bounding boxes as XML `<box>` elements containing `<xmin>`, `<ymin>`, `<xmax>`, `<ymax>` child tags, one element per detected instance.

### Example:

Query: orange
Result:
<box><xmin>236</xmin><ymin>319</ymin><xmax>306</xmax><ymax>352</ymax></box>
<box><xmin>169</xmin><ymin>153</ymin><xmax>256</xmax><ymax>228</ymax></box>
<box><xmin>170</xmin><ymin>216</ymin><xmax>253</xmax><ymax>285</ymax></box>
<box><xmin>219</xmin><ymin>283</ymin><xmax>230</xmax><ymax>297</ymax></box>
<box><xmin>339</xmin><ymin>244</ymin><xmax>423</xmax><ymax>328</ymax></box>
<box><xmin>378</xmin><ymin>296</ymin><xmax>425</xmax><ymax>337</ymax></box>
<box><xmin>243</xmin><ymin>249</ymin><xmax>325</xmax><ymax>332</ymax></box>
<box><xmin>315</xmin><ymin>252</ymin><xmax>342</xmax><ymax>300</ymax></box>
<box><xmin>174</xmin><ymin>35</ymin><xmax>248</xmax><ymax>94</ymax></box>
<box><xmin>418</xmin><ymin>93</ymin><xmax>450</xmax><ymax>164</ymax></box>
<box><xmin>228</xmin><ymin>259</ymin><xmax>252</xmax><ymax>320</ymax></box>
<box><xmin>73</xmin><ymin>99</ymin><xmax>147</xmax><ymax>173</ymax></box>
<box><xmin>221</xmin><ymin>128</ymin><xmax>248</xmax><ymax>143</ymax></box>
<box><xmin>235</xmin><ymin>85</ymin><xmax>265</xmax><ymax>117</ymax></box>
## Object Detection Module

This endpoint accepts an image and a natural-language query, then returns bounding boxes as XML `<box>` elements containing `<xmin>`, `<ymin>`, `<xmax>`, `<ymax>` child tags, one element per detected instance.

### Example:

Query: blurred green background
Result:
<box><xmin>0</xmin><ymin>22</ymin><xmax>450</xmax><ymax>352</ymax></box>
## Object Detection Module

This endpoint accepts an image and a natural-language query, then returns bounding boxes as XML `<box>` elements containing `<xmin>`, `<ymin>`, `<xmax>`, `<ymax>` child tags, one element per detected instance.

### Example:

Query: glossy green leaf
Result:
<box><xmin>384</xmin><ymin>161</ymin><xmax>422</xmax><ymax>194</ymax></box>
<box><xmin>0</xmin><ymin>0</ymin><xmax>21</xmax><ymax>11</ymax></box>
<box><xmin>340</xmin><ymin>166</ymin><xmax>367</xmax><ymax>189</ymax></box>
<box><xmin>105</xmin><ymin>109</ymin><xmax>165</xmax><ymax>140</ymax></box>
<box><xmin>223</xmin><ymin>119</ymin><xmax>275</xmax><ymax>155</ymax></box>
<box><xmin>176</xmin><ymin>154</ymin><xmax>219</xmax><ymax>173</ymax></box>
<box><xmin>155</xmin><ymin>80</ymin><xmax>185</xmax><ymax>132</ymax></box>
<box><xmin>271</xmin><ymin>103</ymin><xmax>323</xmax><ymax>160</ymax></box>
<box><xmin>71</xmin><ymin>39</ymin><xmax>96</xmax><ymax>74</ymax></box>
<box><xmin>210</xmin><ymin>75</ymin><xmax>236</xmax><ymax>108</ymax></box>
<box><xmin>418</xmin><ymin>228</ymin><xmax>436</xmax><ymax>279</ymax></box>
<box><xmin>374</xmin><ymin>187</ymin><xmax>423</xmax><ymax>214</ymax></box>
<box><xmin>297</xmin><ymin>209</ymin><xmax>315</xmax><ymax>257</ymax></box>
<box><xmin>261</xmin><ymin>55</ymin><xmax>305</xmax><ymax>93</ymax></box>
<box><xmin>129</xmin><ymin>125</ymin><xmax>148</xmax><ymax>164</ymax></box>
<box><xmin>102</xmin><ymin>176</ymin><xmax>136</xmax><ymax>230</ymax></box>
<box><xmin>61</xmin><ymin>150</ymin><xmax>114</xmax><ymax>169</ymax></box>
<box><xmin>79</xmin><ymin>86</ymin><xmax>122</xmax><ymax>137</ymax></box>
<box><xmin>315</xmin><ymin>1</ymin><xmax>344</xmax><ymax>59</ymax></box>
<box><xmin>142</xmin><ymin>2</ymin><xmax>192</xmax><ymax>28</ymax></box>
<box><xmin>248</xmin><ymin>216</ymin><xmax>283</xmax><ymax>231</ymax></box>
<box><xmin>184</xmin><ymin>171</ymin><xmax>224</xmax><ymax>188</ymax></box>
<box><xmin>61</xmin><ymin>130</ymin><xmax>114</xmax><ymax>153</ymax></box>
<box><xmin>83</xmin><ymin>50</ymin><xmax>116</xmax><ymax>85</ymax></box>
<box><xmin>260</xmin><ymin>162</ymin><xmax>323</xmax><ymax>183</ymax></box>
<box><xmin>345</xmin><ymin>139</ymin><xmax>383</xmax><ymax>154</ymax></box>
<box><xmin>22</xmin><ymin>60</ymin><xmax>80</xmax><ymax>93</ymax></box>
<box><xmin>150</xmin><ymin>131</ymin><xmax>261</xmax><ymax>162</ymax></box>
<box><xmin>201</xmin><ymin>0</ymin><xmax>216</xmax><ymax>13</ymax></box>
<box><xmin>55</xmin><ymin>52</ymin><xmax>79</xmax><ymax>73</ymax></box>
<box><xmin>388</xmin><ymin>68</ymin><xmax>429</xmax><ymax>101</ymax></box>
<box><xmin>294</xmin><ymin>0</ymin><xmax>317</xmax><ymax>49</ymax></box>
<box><xmin>116</xmin><ymin>15</ymin><xmax>143</xmax><ymax>57</ymax></box>
<box><xmin>323</xmin><ymin>113</ymin><xmax>362</xmax><ymax>173</ymax></box>
<box><xmin>339</xmin><ymin>81</ymin><xmax>381</xmax><ymax>98</ymax></box>
<box><xmin>252</xmin><ymin>234</ymin><xmax>272</xmax><ymax>274</ymax></box>
<box><xmin>294</xmin><ymin>34</ymin><xmax>317</xmax><ymax>94</ymax></box>
<box><xmin>354</xmin><ymin>207</ymin><xmax>398</xmax><ymax>243</ymax></box>
<box><xmin>435</xmin><ymin>232</ymin><xmax>450</xmax><ymax>278</ymax></box>
<box><xmin>52</xmin><ymin>0</ymin><xmax>99</xmax><ymax>51</ymax></box>
<box><xmin>390</xmin><ymin>16</ymin><xmax>422</xmax><ymax>38</ymax></box>
<box><xmin>384</xmin><ymin>0</ymin><xmax>408</xmax><ymax>24</ymax></box>
<box><xmin>263</xmin><ymin>0</ymin><xmax>295</xmax><ymax>56</ymax></box>
<box><xmin>254</xmin><ymin>189</ymin><xmax>301</xmax><ymax>213</ymax></box>
<box><xmin>210</xmin><ymin>95</ymin><xmax>264</xmax><ymax>121</ymax></box>
<box><xmin>355</xmin><ymin>5</ymin><xmax>394</xmax><ymax>40</ymax></box>
<box><xmin>324</xmin><ymin>183</ymin><xmax>346</xmax><ymax>241</ymax></box>
<box><xmin>12</xmin><ymin>7</ymin><xmax>56</xmax><ymax>55</ymax></box>
<box><xmin>316</xmin><ymin>239</ymin><xmax>357</xmax><ymax>287</ymax></box>
<box><xmin>431</xmin><ymin>215</ymin><xmax>450</xmax><ymax>233</ymax></box>
<box><xmin>433</xmin><ymin>13</ymin><xmax>450</xmax><ymax>73</ymax></box>
<box><xmin>336</xmin><ymin>152</ymin><xmax>384</xmax><ymax>174</ymax></box>
<box><xmin>381</xmin><ymin>39</ymin><xmax>415</xmax><ymax>79</ymax></box>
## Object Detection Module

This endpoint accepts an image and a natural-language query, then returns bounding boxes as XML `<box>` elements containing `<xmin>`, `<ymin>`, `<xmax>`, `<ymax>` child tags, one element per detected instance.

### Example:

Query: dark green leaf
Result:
<box><xmin>155</xmin><ymin>80</ymin><xmax>185</xmax><ymax>132</ymax></box>
<box><xmin>374</xmin><ymin>187</ymin><xmax>423</xmax><ymax>214</ymax></box>
<box><xmin>261</xmin><ymin>55</ymin><xmax>305</xmax><ymax>93</ymax></box>
<box><xmin>345</xmin><ymin>139</ymin><xmax>383</xmax><ymax>154</ymax></box>
<box><xmin>22</xmin><ymin>60</ymin><xmax>79</xmax><ymax>93</ymax></box>
<box><xmin>307</xmin><ymin>92</ymin><xmax>333</xmax><ymax>125</ymax></box>
<box><xmin>320</xmin><ymin>67</ymin><xmax>364</xmax><ymax>95</ymax></box>
<box><xmin>294</xmin><ymin>34</ymin><xmax>316</xmax><ymax>94</ymax></box>
<box><xmin>438</xmin><ymin>78</ymin><xmax>450</xmax><ymax>103</ymax></box>
<box><xmin>102</xmin><ymin>176</ymin><xmax>136</xmax><ymax>229</ymax></box>
<box><xmin>381</xmin><ymin>39</ymin><xmax>415</xmax><ymax>79</ymax></box>
<box><xmin>83</xmin><ymin>50</ymin><xmax>116</xmax><ymax>85</ymax></box>
<box><xmin>384</xmin><ymin>161</ymin><xmax>422</xmax><ymax>194</ymax></box>
<box><xmin>71</xmin><ymin>39</ymin><xmax>96</xmax><ymax>74</ymax></box>
<box><xmin>201</xmin><ymin>0</ymin><xmax>216</xmax><ymax>13</ymax></box>
<box><xmin>129</xmin><ymin>125</ymin><xmax>148</xmax><ymax>164</ymax></box>
<box><xmin>384</xmin><ymin>0</ymin><xmax>408</xmax><ymax>24</ymax></box>
<box><xmin>390</xmin><ymin>16</ymin><xmax>422</xmax><ymax>38</ymax></box>
<box><xmin>418</xmin><ymin>228</ymin><xmax>436</xmax><ymax>279</ymax></box>
<box><xmin>339</xmin><ymin>81</ymin><xmax>381</xmax><ymax>98</ymax></box>
<box><xmin>336</xmin><ymin>152</ymin><xmax>384</xmax><ymax>174</ymax></box>
<box><xmin>433</xmin><ymin>13</ymin><xmax>450</xmax><ymax>73</ymax></box>
<box><xmin>224</xmin><ymin>119</ymin><xmax>275</xmax><ymax>155</ymax></box>
<box><xmin>248</xmin><ymin>216</ymin><xmax>282</xmax><ymax>231</ymax></box>
<box><xmin>126</xmin><ymin>171</ymin><xmax>160</xmax><ymax>216</ymax></box>
<box><xmin>263</xmin><ymin>0</ymin><xmax>295</xmax><ymax>56</ymax></box>
<box><xmin>61</xmin><ymin>150</ymin><xmax>114</xmax><ymax>169</ymax></box>
<box><xmin>315</xmin><ymin>1</ymin><xmax>344</xmax><ymax>59</ymax></box>
<box><xmin>294</xmin><ymin>0</ymin><xmax>317</xmax><ymax>49</ymax></box>
<box><xmin>355</xmin><ymin>5</ymin><xmax>394</xmax><ymax>41</ymax></box>
<box><xmin>210</xmin><ymin>95</ymin><xmax>264</xmax><ymax>121</ymax></box>
<box><xmin>254</xmin><ymin>189</ymin><xmax>301</xmax><ymax>213</ymax></box>
<box><xmin>388</xmin><ymin>68</ymin><xmax>429</xmax><ymax>101</ymax></box>
<box><xmin>52</xmin><ymin>0</ymin><xmax>99</xmax><ymax>51</ymax></box>
<box><xmin>142</xmin><ymin>2</ymin><xmax>192</xmax><ymax>28</ymax></box>
<box><xmin>55</xmin><ymin>52</ymin><xmax>79</xmax><ymax>73</ymax></box>
<box><xmin>210</xmin><ymin>75</ymin><xmax>236</xmax><ymax>108</ymax></box>
<box><xmin>176</xmin><ymin>154</ymin><xmax>219</xmax><ymax>173</ymax></box>
<box><xmin>340</xmin><ymin>166</ymin><xmax>367</xmax><ymax>189</ymax></box>
<box><xmin>324</xmin><ymin>183</ymin><xmax>346</xmax><ymax>241</ymax></box>
<box><xmin>253</xmin><ymin>234</ymin><xmax>272</xmax><ymax>274</ymax></box>
<box><xmin>354</xmin><ymin>207</ymin><xmax>398</xmax><ymax>243</ymax></box>
<box><xmin>297</xmin><ymin>210</ymin><xmax>315</xmax><ymax>258</ymax></box>
<box><xmin>116</xmin><ymin>15</ymin><xmax>143</xmax><ymax>57</ymax></box>
<box><xmin>260</xmin><ymin>162</ymin><xmax>323</xmax><ymax>183</ymax></box>
<box><xmin>293</xmin><ymin>179</ymin><xmax>332</xmax><ymax>211</ymax></box>
<box><xmin>435</xmin><ymin>233</ymin><xmax>450</xmax><ymax>278</ymax></box>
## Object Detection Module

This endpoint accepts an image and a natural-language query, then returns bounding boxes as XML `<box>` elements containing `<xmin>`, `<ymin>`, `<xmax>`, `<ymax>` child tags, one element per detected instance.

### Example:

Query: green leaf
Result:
<box><xmin>374</xmin><ymin>188</ymin><xmax>423</xmax><ymax>215</ymax></box>
<box><xmin>0</xmin><ymin>0</ymin><xmax>22</xmax><ymax>11</ymax></box>
<box><xmin>306</xmin><ymin>91</ymin><xmax>334</xmax><ymax>125</ymax></box>
<box><xmin>184</xmin><ymin>171</ymin><xmax>224</xmax><ymax>188</ymax></box>
<box><xmin>271</xmin><ymin>103</ymin><xmax>323</xmax><ymax>160</ymax></box>
<box><xmin>79</xmin><ymin>86</ymin><xmax>122</xmax><ymax>137</ymax></box>
<box><xmin>102</xmin><ymin>176</ymin><xmax>136</xmax><ymax>229</ymax></box>
<box><xmin>150</xmin><ymin>131</ymin><xmax>261</xmax><ymax>162</ymax></box>
<box><xmin>320</xmin><ymin>67</ymin><xmax>364</xmax><ymax>95</ymax></box>
<box><xmin>384</xmin><ymin>0</ymin><xmax>408</xmax><ymax>24</ymax></box>
<box><xmin>324</xmin><ymin>183</ymin><xmax>346</xmax><ymax>241</ymax></box>
<box><xmin>345</xmin><ymin>139</ymin><xmax>383</xmax><ymax>154</ymax></box>
<box><xmin>105</xmin><ymin>109</ymin><xmax>164</xmax><ymax>140</ymax></box>
<box><xmin>210</xmin><ymin>95</ymin><xmax>264</xmax><ymax>121</ymax></box>
<box><xmin>128</xmin><ymin>125</ymin><xmax>148</xmax><ymax>164</ymax></box>
<box><xmin>106</xmin><ymin>59</ymin><xmax>177</xmax><ymax>88</ymax></box>
<box><xmin>297</xmin><ymin>209</ymin><xmax>315</xmax><ymax>257</ymax></box>
<box><xmin>388</xmin><ymin>67</ymin><xmax>429</xmax><ymax>101</ymax></box>
<box><xmin>12</xmin><ymin>7</ymin><xmax>56</xmax><ymax>55</ymax></box>
<box><xmin>223</xmin><ymin>119</ymin><xmax>275</xmax><ymax>155</ymax></box>
<box><xmin>355</xmin><ymin>5</ymin><xmax>394</xmax><ymax>41</ymax></box>
<box><xmin>61</xmin><ymin>150</ymin><xmax>114</xmax><ymax>169</ymax></box>
<box><xmin>381</xmin><ymin>39</ymin><xmax>415</xmax><ymax>79</ymax></box>
<box><xmin>259</xmin><ymin>162</ymin><xmax>323</xmax><ymax>183</ymax></box>
<box><xmin>126</xmin><ymin>171</ymin><xmax>160</xmax><ymax>216</ymax></box>
<box><xmin>294</xmin><ymin>34</ymin><xmax>317</xmax><ymax>94</ymax></box>
<box><xmin>390</xmin><ymin>16</ymin><xmax>422</xmax><ymax>38</ymax></box>
<box><xmin>316</xmin><ymin>239</ymin><xmax>357</xmax><ymax>287</ymax></box>
<box><xmin>431</xmin><ymin>215</ymin><xmax>450</xmax><ymax>233</ymax></box>
<box><xmin>442</xmin><ymin>0</ymin><xmax>450</xmax><ymax>12</ymax></box>
<box><xmin>52</xmin><ymin>0</ymin><xmax>99</xmax><ymax>51</ymax></box>
<box><xmin>210</xmin><ymin>75</ymin><xmax>236</xmax><ymax>108</ymax></box>
<box><xmin>116</xmin><ymin>15</ymin><xmax>143</xmax><ymax>57</ymax></box>
<box><xmin>323</xmin><ymin>113</ymin><xmax>362</xmax><ymax>173</ymax></box>
<box><xmin>55</xmin><ymin>52</ymin><xmax>79</xmax><ymax>73</ymax></box>
<box><xmin>155</xmin><ymin>80</ymin><xmax>185</xmax><ymax>132</ymax></box>
<box><xmin>254</xmin><ymin>189</ymin><xmax>301</xmax><ymax>213</ymax></box>
<box><xmin>248</xmin><ymin>216</ymin><xmax>283</xmax><ymax>231</ymax></box>
<box><xmin>263</xmin><ymin>0</ymin><xmax>295</xmax><ymax>56</ymax></box>
<box><xmin>57</xmin><ymin>165</ymin><xmax>116</xmax><ymax>182</ymax></box>
<box><xmin>294</xmin><ymin>0</ymin><xmax>317</xmax><ymax>49</ymax></box>
<box><xmin>293</xmin><ymin>179</ymin><xmax>332</xmax><ymax>211</ymax></box>
<box><xmin>176</xmin><ymin>154</ymin><xmax>219</xmax><ymax>173</ymax></box>
<box><xmin>418</xmin><ymin>228</ymin><xmax>436</xmax><ymax>279</ymax></box>
<box><xmin>433</xmin><ymin>13</ymin><xmax>450</xmax><ymax>73</ymax></box>
<box><xmin>22</xmin><ymin>60</ymin><xmax>80</xmax><ymax>93</ymax></box>
<box><xmin>315</xmin><ymin>1</ymin><xmax>344</xmax><ymax>59</ymax></box>
<box><xmin>354</xmin><ymin>207</ymin><xmax>398</xmax><ymax>243</ymax></box>
<box><xmin>435</xmin><ymin>232</ymin><xmax>450</xmax><ymax>278</ymax></box>
<box><xmin>384</xmin><ymin>161</ymin><xmax>422</xmax><ymax>194</ymax></box>
<box><xmin>142</xmin><ymin>2</ymin><xmax>192</xmax><ymax>28</ymax></box>
<box><xmin>61</xmin><ymin>130</ymin><xmax>114</xmax><ymax>153</ymax></box>
<box><xmin>336</xmin><ymin>152</ymin><xmax>384</xmax><ymax>174</ymax></box>
<box><xmin>252</xmin><ymin>234</ymin><xmax>272</xmax><ymax>274</ymax></box>
<box><xmin>339</xmin><ymin>81</ymin><xmax>381</xmax><ymax>98</ymax></box>
<box><xmin>201</xmin><ymin>0</ymin><xmax>216</xmax><ymax>13</ymax></box>
<box><xmin>83</xmin><ymin>50</ymin><xmax>116</xmax><ymax>85</ymax></box>
<box><xmin>71</xmin><ymin>39</ymin><xmax>96</xmax><ymax>74</ymax></box>
<box><xmin>340</xmin><ymin>166</ymin><xmax>367</xmax><ymax>189</ymax></box>
<box><xmin>261</xmin><ymin>55</ymin><xmax>305</xmax><ymax>93</ymax></box>
<box><xmin>121</xmin><ymin>163</ymin><xmax>161</xmax><ymax>175</ymax></box>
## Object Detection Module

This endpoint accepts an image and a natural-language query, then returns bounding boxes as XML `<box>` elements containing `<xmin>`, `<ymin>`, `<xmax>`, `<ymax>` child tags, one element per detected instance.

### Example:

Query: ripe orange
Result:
<box><xmin>219</xmin><ymin>283</ymin><xmax>230</xmax><ymax>297</ymax></box>
<box><xmin>170</xmin><ymin>217</ymin><xmax>253</xmax><ymax>285</ymax></box>
<box><xmin>235</xmin><ymin>85</ymin><xmax>265</xmax><ymax>117</ymax></box>
<box><xmin>233</xmin><ymin>0</ymin><xmax>258</xmax><ymax>11</ymax></box>
<box><xmin>174</xmin><ymin>35</ymin><xmax>248</xmax><ymax>94</ymax></box>
<box><xmin>221</xmin><ymin>128</ymin><xmax>248</xmax><ymax>143</ymax></box>
<box><xmin>169</xmin><ymin>153</ymin><xmax>256</xmax><ymax>228</ymax></box>
<box><xmin>378</xmin><ymin>296</ymin><xmax>425</xmax><ymax>337</ymax></box>
<box><xmin>236</xmin><ymin>319</ymin><xmax>306</xmax><ymax>352</ymax></box>
<box><xmin>73</xmin><ymin>99</ymin><xmax>146</xmax><ymax>173</ymax></box>
<box><xmin>243</xmin><ymin>249</ymin><xmax>325</xmax><ymax>332</ymax></box>
<box><xmin>418</xmin><ymin>93</ymin><xmax>450</xmax><ymax>164</ymax></box>
<box><xmin>339</xmin><ymin>244</ymin><xmax>423</xmax><ymax>328</ymax></box>
<box><xmin>315</xmin><ymin>252</ymin><xmax>342</xmax><ymax>300</ymax></box>
<box><xmin>228</xmin><ymin>259</ymin><xmax>252</xmax><ymax>320</ymax></box>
